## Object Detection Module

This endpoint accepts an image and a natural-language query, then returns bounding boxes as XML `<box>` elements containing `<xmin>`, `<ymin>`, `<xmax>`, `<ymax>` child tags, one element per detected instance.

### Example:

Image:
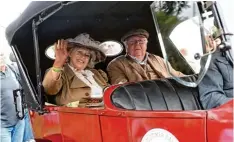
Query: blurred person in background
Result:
<box><xmin>0</xmin><ymin>51</ymin><xmax>35</xmax><ymax>142</ymax></box>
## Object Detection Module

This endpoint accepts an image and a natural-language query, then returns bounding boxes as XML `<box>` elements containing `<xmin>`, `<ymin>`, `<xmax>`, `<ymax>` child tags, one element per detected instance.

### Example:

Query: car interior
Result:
<box><xmin>11</xmin><ymin>1</ymin><xmax>202</xmax><ymax>110</ymax></box>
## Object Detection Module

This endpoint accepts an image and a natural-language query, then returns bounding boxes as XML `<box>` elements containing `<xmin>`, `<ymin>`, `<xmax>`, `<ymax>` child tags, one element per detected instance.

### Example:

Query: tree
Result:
<box><xmin>161</xmin><ymin>1</ymin><xmax>190</xmax><ymax>15</ymax></box>
<box><xmin>154</xmin><ymin>2</ymin><xmax>194</xmax><ymax>74</ymax></box>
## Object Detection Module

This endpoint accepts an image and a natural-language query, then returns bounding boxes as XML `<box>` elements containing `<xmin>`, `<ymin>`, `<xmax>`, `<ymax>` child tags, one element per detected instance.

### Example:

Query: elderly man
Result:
<box><xmin>107</xmin><ymin>29</ymin><xmax>183</xmax><ymax>84</ymax></box>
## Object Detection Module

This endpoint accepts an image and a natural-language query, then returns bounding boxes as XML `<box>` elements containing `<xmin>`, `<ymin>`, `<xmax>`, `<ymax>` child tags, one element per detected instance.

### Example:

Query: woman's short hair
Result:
<box><xmin>68</xmin><ymin>44</ymin><xmax>97</xmax><ymax>68</ymax></box>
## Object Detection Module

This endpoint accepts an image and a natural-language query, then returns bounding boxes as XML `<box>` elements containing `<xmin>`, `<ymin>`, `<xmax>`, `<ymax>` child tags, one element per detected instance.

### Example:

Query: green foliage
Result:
<box><xmin>155</xmin><ymin>11</ymin><xmax>181</xmax><ymax>37</ymax></box>
<box><xmin>154</xmin><ymin>3</ymin><xmax>194</xmax><ymax>74</ymax></box>
<box><xmin>160</xmin><ymin>1</ymin><xmax>190</xmax><ymax>15</ymax></box>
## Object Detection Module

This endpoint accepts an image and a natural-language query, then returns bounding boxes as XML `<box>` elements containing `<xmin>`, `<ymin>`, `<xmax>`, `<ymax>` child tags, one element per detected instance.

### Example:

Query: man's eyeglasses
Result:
<box><xmin>127</xmin><ymin>39</ymin><xmax>148</xmax><ymax>45</ymax></box>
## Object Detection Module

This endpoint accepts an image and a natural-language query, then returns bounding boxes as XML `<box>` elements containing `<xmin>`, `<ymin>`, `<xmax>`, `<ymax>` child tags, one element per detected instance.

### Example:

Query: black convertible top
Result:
<box><xmin>5</xmin><ymin>1</ymin><xmax>157</xmax><ymax>47</ymax></box>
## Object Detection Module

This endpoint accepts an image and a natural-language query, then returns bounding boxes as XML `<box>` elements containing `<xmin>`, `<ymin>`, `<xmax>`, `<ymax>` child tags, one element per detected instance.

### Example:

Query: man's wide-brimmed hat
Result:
<box><xmin>121</xmin><ymin>29</ymin><xmax>149</xmax><ymax>42</ymax></box>
<box><xmin>66</xmin><ymin>33</ymin><xmax>106</xmax><ymax>63</ymax></box>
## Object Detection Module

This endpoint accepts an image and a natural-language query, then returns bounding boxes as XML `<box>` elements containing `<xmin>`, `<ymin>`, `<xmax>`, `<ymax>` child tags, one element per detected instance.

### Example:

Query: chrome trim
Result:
<box><xmin>150</xmin><ymin>1</ymin><xmax>212</xmax><ymax>87</ymax></box>
<box><xmin>11</xmin><ymin>45</ymin><xmax>41</xmax><ymax>110</ymax></box>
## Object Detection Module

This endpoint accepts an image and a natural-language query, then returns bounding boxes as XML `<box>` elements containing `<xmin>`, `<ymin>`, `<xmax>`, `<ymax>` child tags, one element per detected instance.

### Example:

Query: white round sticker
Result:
<box><xmin>141</xmin><ymin>128</ymin><xmax>179</xmax><ymax>142</ymax></box>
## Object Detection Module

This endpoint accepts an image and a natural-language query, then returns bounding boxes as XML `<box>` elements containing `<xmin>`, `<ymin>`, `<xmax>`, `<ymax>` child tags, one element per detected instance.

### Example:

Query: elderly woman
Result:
<box><xmin>42</xmin><ymin>33</ymin><xmax>109</xmax><ymax>107</ymax></box>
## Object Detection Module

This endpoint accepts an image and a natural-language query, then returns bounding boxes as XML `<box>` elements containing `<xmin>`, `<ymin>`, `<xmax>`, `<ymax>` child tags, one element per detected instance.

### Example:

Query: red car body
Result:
<box><xmin>30</xmin><ymin>85</ymin><xmax>233</xmax><ymax>142</ymax></box>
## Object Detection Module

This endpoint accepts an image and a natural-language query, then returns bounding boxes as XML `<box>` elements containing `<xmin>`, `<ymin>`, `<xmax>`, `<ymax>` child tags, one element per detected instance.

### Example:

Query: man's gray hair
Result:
<box><xmin>9</xmin><ymin>52</ymin><xmax>16</xmax><ymax>62</ymax></box>
<box><xmin>123</xmin><ymin>41</ymin><xmax>128</xmax><ymax>52</ymax></box>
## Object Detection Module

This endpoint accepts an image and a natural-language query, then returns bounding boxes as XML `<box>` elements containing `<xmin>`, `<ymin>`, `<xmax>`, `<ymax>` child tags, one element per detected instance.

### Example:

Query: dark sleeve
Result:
<box><xmin>198</xmin><ymin>60</ymin><xmax>232</xmax><ymax>109</ymax></box>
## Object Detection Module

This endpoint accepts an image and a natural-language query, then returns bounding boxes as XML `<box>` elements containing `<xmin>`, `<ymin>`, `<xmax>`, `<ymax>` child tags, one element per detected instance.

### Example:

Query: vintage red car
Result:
<box><xmin>5</xmin><ymin>1</ymin><xmax>233</xmax><ymax>142</ymax></box>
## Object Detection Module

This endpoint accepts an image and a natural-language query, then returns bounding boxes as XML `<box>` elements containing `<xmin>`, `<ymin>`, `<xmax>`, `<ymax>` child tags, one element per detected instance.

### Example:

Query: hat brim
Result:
<box><xmin>121</xmin><ymin>31</ymin><xmax>149</xmax><ymax>42</ymax></box>
<box><xmin>68</xmin><ymin>42</ymin><xmax>106</xmax><ymax>63</ymax></box>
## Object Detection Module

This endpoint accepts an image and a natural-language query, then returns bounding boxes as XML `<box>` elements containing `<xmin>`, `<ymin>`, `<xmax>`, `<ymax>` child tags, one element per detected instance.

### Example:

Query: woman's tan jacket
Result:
<box><xmin>42</xmin><ymin>64</ymin><xmax>109</xmax><ymax>106</ymax></box>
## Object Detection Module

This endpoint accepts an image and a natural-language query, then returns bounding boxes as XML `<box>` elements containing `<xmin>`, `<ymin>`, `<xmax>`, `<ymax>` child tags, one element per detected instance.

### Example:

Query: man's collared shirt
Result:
<box><xmin>127</xmin><ymin>52</ymin><xmax>159</xmax><ymax>79</ymax></box>
<box><xmin>128</xmin><ymin>52</ymin><xmax>149</xmax><ymax>65</ymax></box>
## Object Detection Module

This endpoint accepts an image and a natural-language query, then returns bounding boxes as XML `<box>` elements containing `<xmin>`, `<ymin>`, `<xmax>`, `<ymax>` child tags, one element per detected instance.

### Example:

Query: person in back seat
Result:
<box><xmin>42</xmin><ymin>33</ymin><xmax>109</xmax><ymax>107</ymax></box>
<box><xmin>198</xmin><ymin>36</ymin><xmax>233</xmax><ymax>109</ymax></box>
<box><xmin>107</xmin><ymin>29</ymin><xmax>184</xmax><ymax>84</ymax></box>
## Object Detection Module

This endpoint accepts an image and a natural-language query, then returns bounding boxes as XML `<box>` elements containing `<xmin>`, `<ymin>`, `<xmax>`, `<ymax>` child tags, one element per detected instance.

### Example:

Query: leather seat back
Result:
<box><xmin>111</xmin><ymin>79</ymin><xmax>203</xmax><ymax>110</ymax></box>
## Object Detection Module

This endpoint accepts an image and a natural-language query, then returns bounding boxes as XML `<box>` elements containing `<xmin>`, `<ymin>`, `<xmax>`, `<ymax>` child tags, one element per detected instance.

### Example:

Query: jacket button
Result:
<box><xmin>85</xmin><ymin>93</ymin><xmax>90</xmax><ymax>96</ymax></box>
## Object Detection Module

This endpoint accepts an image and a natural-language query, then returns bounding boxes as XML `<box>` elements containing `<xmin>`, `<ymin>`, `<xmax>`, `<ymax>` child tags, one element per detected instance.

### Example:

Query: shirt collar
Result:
<box><xmin>68</xmin><ymin>64</ymin><xmax>93</xmax><ymax>77</ymax></box>
<box><xmin>128</xmin><ymin>52</ymin><xmax>149</xmax><ymax>65</ymax></box>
